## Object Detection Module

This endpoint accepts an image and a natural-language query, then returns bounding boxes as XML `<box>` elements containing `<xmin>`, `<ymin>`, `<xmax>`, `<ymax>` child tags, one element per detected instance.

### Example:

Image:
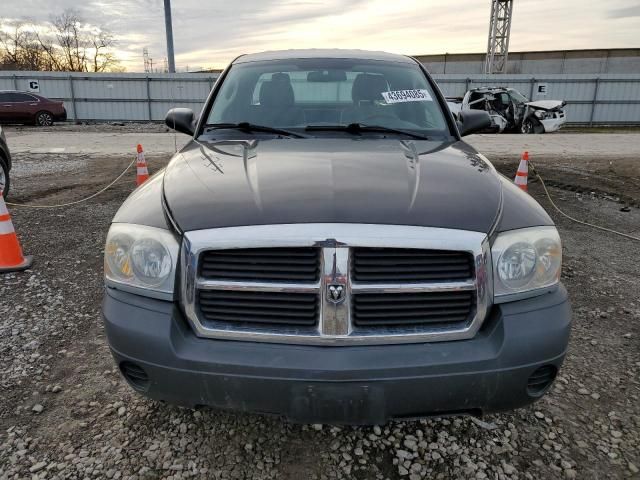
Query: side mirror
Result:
<box><xmin>457</xmin><ymin>110</ymin><xmax>492</xmax><ymax>137</ymax></box>
<box><xmin>165</xmin><ymin>108</ymin><xmax>196</xmax><ymax>136</ymax></box>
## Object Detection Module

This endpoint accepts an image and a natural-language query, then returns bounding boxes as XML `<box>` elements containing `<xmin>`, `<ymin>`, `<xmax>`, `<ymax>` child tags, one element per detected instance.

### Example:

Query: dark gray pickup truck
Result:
<box><xmin>102</xmin><ymin>49</ymin><xmax>571</xmax><ymax>425</ymax></box>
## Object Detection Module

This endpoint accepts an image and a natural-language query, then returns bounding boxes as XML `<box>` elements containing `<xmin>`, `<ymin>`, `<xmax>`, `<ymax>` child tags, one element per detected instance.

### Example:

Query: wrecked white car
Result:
<box><xmin>447</xmin><ymin>87</ymin><xmax>567</xmax><ymax>134</ymax></box>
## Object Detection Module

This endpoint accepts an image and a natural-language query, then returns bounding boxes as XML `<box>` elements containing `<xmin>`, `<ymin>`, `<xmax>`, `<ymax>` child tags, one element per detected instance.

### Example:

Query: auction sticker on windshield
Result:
<box><xmin>381</xmin><ymin>89</ymin><xmax>433</xmax><ymax>104</ymax></box>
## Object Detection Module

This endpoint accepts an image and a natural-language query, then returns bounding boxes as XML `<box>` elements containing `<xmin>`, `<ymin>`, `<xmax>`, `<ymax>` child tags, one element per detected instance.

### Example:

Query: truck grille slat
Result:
<box><xmin>204</xmin><ymin>262</ymin><xmax>319</xmax><ymax>273</ymax></box>
<box><xmin>202</xmin><ymin>313</ymin><xmax>317</xmax><ymax>326</ymax></box>
<box><xmin>200</xmin><ymin>248</ymin><xmax>320</xmax><ymax>282</ymax></box>
<box><xmin>198</xmin><ymin>290</ymin><xmax>319</xmax><ymax>327</ymax></box>
<box><xmin>354</xmin><ymin>315</ymin><xmax>470</xmax><ymax>326</ymax></box>
<box><xmin>354</xmin><ymin>264</ymin><xmax>471</xmax><ymax>273</ymax></box>
<box><xmin>352</xmin><ymin>247</ymin><xmax>473</xmax><ymax>282</ymax></box>
<box><xmin>200</xmin><ymin>299</ymin><xmax>317</xmax><ymax>312</ymax></box>
<box><xmin>354</xmin><ymin>300</ymin><xmax>472</xmax><ymax>311</ymax></box>
<box><xmin>352</xmin><ymin>272</ymin><xmax>469</xmax><ymax>281</ymax></box>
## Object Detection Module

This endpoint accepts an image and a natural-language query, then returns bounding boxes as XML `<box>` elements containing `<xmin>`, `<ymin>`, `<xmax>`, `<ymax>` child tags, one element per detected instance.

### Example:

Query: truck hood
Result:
<box><xmin>526</xmin><ymin>100</ymin><xmax>566</xmax><ymax>111</ymax></box>
<box><xmin>163</xmin><ymin>138</ymin><xmax>502</xmax><ymax>233</ymax></box>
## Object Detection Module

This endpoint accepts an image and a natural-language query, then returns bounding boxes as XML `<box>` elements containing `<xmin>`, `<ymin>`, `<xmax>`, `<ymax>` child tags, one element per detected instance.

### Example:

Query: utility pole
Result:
<box><xmin>484</xmin><ymin>0</ymin><xmax>514</xmax><ymax>74</ymax></box>
<box><xmin>164</xmin><ymin>0</ymin><xmax>176</xmax><ymax>73</ymax></box>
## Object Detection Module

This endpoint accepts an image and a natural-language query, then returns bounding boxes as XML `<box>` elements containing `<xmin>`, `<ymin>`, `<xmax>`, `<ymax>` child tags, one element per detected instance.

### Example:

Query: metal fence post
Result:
<box><xmin>12</xmin><ymin>74</ymin><xmax>18</xmax><ymax>90</ymax></box>
<box><xmin>465</xmin><ymin>77</ymin><xmax>471</xmax><ymax>93</ymax></box>
<box><xmin>146</xmin><ymin>76</ymin><xmax>152</xmax><ymax>121</ymax></box>
<box><xmin>529</xmin><ymin>77</ymin><xmax>536</xmax><ymax>100</ymax></box>
<box><xmin>589</xmin><ymin>78</ymin><xmax>600</xmax><ymax>127</ymax></box>
<box><xmin>68</xmin><ymin>76</ymin><xmax>78</xmax><ymax>122</ymax></box>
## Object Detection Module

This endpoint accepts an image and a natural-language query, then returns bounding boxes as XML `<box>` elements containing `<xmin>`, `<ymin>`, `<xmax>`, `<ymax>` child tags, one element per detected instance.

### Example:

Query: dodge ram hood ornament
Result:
<box><xmin>327</xmin><ymin>284</ymin><xmax>346</xmax><ymax>303</ymax></box>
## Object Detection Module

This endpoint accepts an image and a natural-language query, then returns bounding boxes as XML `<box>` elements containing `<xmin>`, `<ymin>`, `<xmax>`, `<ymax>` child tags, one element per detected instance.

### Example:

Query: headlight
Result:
<box><xmin>105</xmin><ymin>224</ymin><xmax>179</xmax><ymax>299</ymax></box>
<box><xmin>534</xmin><ymin>110</ymin><xmax>552</xmax><ymax>120</ymax></box>
<box><xmin>491</xmin><ymin>226</ymin><xmax>561</xmax><ymax>301</ymax></box>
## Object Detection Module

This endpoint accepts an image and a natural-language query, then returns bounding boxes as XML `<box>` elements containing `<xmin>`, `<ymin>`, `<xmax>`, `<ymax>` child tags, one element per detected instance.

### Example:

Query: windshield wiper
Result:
<box><xmin>305</xmin><ymin>123</ymin><xmax>430</xmax><ymax>140</ymax></box>
<box><xmin>205</xmin><ymin>122</ymin><xmax>307</xmax><ymax>138</ymax></box>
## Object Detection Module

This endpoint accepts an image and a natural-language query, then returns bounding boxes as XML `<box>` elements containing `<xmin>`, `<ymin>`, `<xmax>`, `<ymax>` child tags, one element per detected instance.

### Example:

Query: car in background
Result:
<box><xmin>447</xmin><ymin>87</ymin><xmax>567</xmax><ymax>134</ymax></box>
<box><xmin>0</xmin><ymin>126</ymin><xmax>11</xmax><ymax>198</ymax></box>
<box><xmin>0</xmin><ymin>90</ymin><xmax>67</xmax><ymax>126</ymax></box>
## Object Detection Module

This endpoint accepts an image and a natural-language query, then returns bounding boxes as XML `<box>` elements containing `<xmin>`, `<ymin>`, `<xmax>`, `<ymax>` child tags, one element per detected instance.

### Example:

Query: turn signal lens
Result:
<box><xmin>105</xmin><ymin>233</ymin><xmax>134</xmax><ymax>280</ymax></box>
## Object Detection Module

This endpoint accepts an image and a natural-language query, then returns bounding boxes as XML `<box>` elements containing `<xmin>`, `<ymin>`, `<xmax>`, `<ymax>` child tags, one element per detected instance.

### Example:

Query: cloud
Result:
<box><xmin>608</xmin><ymin>4</ymin><xmax>640</xmax><ymax>18</ymax></box>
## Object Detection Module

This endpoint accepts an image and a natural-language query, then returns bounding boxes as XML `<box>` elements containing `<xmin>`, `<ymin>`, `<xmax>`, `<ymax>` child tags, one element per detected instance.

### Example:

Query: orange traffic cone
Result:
<box><xmin>0</xmin><ymin>190</ymin><xmax>33</xmax><ymax>273</ymax></box>
<box><xmin>514</xmin><ymin>151</ymin><xmax>529</xmax><ymax>192</ymax></box>
<box><xmin>136</xmin><ymin>144</ymin><xmax>149</xmax><ymax>186</ymax></box>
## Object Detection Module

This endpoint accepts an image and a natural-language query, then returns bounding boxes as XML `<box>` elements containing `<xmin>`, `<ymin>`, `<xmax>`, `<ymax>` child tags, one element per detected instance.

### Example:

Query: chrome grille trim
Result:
<box><xmin>180</xmin><ymin>224</ymin><xmax>492</xmax><ymax>346</ymax></box>
<box><xmin>197</xmin><ymin>279</ymin><xmax>320</xmax><ymax>293</ymax></box>
<box><xmin>350</xmin><ymin>281</ymin><xmax>476</xmax><ymax>294</ymax></box>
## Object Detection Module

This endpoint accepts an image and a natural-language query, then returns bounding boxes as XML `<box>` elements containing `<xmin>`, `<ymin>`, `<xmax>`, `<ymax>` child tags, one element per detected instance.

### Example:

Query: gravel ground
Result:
<box><xmin>0</xmin><ymin>130</ymin><xmax>639</xmax><ymax>479</ymax></box>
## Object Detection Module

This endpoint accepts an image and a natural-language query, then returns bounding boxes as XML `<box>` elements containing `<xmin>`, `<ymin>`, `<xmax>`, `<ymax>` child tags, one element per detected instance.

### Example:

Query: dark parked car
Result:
<box><xmin>0</xmin><ymin>90</ymin><xmax>67</xmax><ymax>126</ymax></box>
<box><xmin>102</xmin><ymin>49</ymin><xmax>571</xmax><ymax>425</ymax></box>
<box><xmin>0</xmin><ymin>126</ymin><xmax>10</xmax><ymax>198</ymax></box>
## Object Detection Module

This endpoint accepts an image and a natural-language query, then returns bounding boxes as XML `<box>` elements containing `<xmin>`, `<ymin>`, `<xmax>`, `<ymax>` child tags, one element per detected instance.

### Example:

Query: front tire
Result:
<box><xmin>0</xmin><ymin>157</ymin><xmax>9</xmax><ymax>198</ymax></box>
<box><xmin>520</xmin><ymin>118</ymin><xmax>544</xmax><ymax>134</ymax></box>
<box><xmin>35</xmin><ymin>111</ymin><xmax>54</xmax><ymax>127</ymax></box>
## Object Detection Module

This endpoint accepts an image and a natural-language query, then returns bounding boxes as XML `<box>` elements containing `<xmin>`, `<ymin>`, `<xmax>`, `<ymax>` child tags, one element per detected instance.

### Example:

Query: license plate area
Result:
<box><xmin>289</xmin><ymin>383</ymin><xmax>385</xmax><ymax>425</ymax></box>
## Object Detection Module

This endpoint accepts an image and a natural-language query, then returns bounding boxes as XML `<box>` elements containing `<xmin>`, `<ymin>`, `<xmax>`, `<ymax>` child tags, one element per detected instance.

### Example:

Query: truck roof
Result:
<box><xmin>234</xmin><ymin>49</ymin><xmax>416</xmax><ymax>65</ymax></box>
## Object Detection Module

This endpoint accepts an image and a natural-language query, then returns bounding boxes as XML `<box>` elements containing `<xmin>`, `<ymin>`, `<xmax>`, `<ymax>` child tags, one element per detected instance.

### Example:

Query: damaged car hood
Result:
<box><xmin>526</xmin><ymin>100</ymin><xmax>566</xmax><ymax>111</ymax></box>
<box><xmin>163</xmin><ymin>138</ymin><xmax>502</xmax><ymax>233</ymax></box>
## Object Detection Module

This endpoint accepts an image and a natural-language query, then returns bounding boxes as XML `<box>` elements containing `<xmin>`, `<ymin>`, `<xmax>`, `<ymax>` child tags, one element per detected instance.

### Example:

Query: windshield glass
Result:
<box><xmin>206</xmin><ymin>58</ymin><xmax>450</xmax><ymax>137</ymax></box>
<box><xmin>509</xmin><ymin>89</ymin><xmax>529</xmax><ymax>104</ymax></box>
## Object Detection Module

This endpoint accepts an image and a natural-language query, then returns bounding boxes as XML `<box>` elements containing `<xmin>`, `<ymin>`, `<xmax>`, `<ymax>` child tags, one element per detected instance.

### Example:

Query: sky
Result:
<box><xmin>2</xmin><ymin>0</ymin><xmax>640</xmax><ymax>72</ymax></box>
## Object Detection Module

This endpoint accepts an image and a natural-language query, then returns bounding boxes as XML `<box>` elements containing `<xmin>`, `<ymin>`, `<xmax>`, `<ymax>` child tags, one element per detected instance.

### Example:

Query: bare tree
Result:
<box><xmin>0</xmin><ymin>10</ymin><xmax>122</xmax><ymax>72</ymax></box>
<box><xmin>0</xmin><ymin>21</ymin><xmax>28</xmax><ymax>69</ymax></box>
<box><xmin>90</xmin><ymin>31</ymin><xmax>119</xmax><ymax>72</ymax></box>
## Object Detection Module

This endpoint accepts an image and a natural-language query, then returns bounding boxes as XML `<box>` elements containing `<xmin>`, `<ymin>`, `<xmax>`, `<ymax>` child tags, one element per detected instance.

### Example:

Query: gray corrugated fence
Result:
<box><xmin>0</xmin><ymin>71</ymin><xmax>218</xmax><ymax>122</ymax></box>
<box><xmin>1</xmin><ymin>71</ymin><xmax>639</xmax><ymax>125</ymax></box>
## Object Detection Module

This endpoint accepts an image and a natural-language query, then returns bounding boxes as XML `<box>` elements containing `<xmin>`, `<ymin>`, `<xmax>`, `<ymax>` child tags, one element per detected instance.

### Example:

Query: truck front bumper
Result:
<box><xmin>540</xmin><ymin>113</ymin><xmax>567</xmax><ymax>133</ymax></box>
<box><xmin>103</xmin><ymin>286</ymin><xmax>571</xmax><ymax>425</ymax></box>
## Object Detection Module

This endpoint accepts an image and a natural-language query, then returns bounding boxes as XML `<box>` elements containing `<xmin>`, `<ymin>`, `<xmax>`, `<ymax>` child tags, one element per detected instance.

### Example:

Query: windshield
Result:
<box><xmin>508</xmin><ymin>89</ymin><xmax>530</xmax><ymax>104</ymax></box>
<box><xmin>206</xmin><ymin>58</ymin><xmax>450</xmax><ymax>138</ymax></box>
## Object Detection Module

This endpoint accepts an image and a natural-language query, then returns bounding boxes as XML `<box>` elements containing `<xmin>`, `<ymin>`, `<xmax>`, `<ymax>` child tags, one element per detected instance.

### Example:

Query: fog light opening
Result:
<box><xmin>119</xmin><ymin>361</ymin><xmax>150</xmax><ymax>392</ymax></box>
<box><xmin>527</xmin><ymin>365</ymin><xmax>557</xmax><ymax>397</ymax></box>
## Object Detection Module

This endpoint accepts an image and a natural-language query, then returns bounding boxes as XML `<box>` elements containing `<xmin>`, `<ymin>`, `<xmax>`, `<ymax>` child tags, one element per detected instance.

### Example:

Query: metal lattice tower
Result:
<box><xmin>143</xmin><ymin>48</ymin><xmax>153</xmax><ymax>73</ymax></box>
<box><xmin>484</xmin><ymin>0</ymin><xmax>514</xmax><ymax>74</ymax></box>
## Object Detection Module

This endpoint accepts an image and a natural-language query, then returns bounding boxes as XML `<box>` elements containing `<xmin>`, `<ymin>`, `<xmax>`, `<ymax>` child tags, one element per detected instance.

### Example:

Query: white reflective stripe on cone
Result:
<box><xmin>514</xmin><ymin>176</ymin><xmax>527</xmax><ymax>185</ymax></box>
<box><xmin>0</xmin><ymin>219</ymin><xmax>16</xmax><ymax>235</ymax></box>
<box><xmin>137</xmin><ymin>167</ymin><xmax>149</xmax><ymax>175</ymax></box>
<box><xmin>0</xmin><ymin>200</ymin><xmax>8</xmax><ymax>216</ymax></box>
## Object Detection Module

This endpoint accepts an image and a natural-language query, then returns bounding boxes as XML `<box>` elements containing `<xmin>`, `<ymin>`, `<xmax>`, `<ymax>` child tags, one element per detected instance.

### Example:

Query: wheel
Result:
<box><xmin>0</xmin><ymin>157</ymin><xmax>9</xmax><ymax>198</ymax></box>
<box><xmin>520</xmin><ymin>118</ymin><xmax>534</xmax><ymax>134</ymax></box>
<box><xmin>35</xmin><ymin>111</ymin><xmax>54</xmax><ymax>127</ymax></box>
<box><xmin>520</xmin><ymin>118</ymin><xmax>543</xmax><ymax>134</ymax></box>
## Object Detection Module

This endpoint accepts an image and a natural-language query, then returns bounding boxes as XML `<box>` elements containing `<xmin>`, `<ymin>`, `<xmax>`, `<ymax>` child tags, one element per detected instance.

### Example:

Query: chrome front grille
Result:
<box><xmin>181</xmin><ymin>224</ymin><xmax>492</xmax><ymax>345</ymax></box>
